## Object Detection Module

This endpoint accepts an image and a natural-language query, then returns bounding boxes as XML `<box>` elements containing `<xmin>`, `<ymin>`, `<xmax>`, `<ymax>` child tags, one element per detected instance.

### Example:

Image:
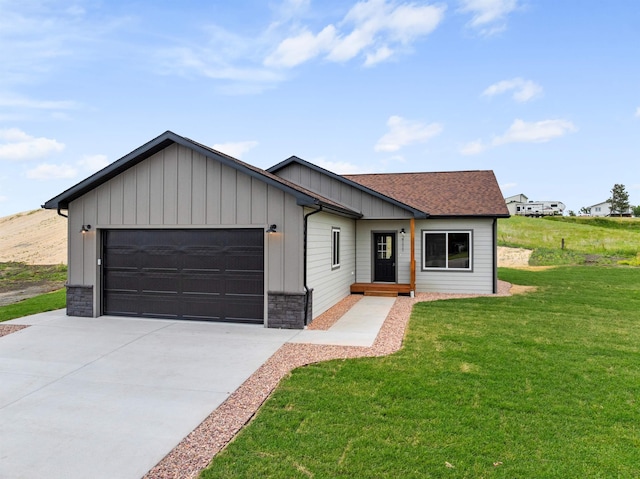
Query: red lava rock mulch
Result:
<box><xmin>144</xmin><ymin>281</ymin><xmax>512</xmax><ymax>479</ymax></box>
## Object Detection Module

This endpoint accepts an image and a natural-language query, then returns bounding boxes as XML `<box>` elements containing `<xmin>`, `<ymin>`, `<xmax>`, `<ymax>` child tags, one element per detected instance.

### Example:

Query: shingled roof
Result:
<box><xmin>344</xmin><ymin>171</ymin><xmax>510</xmax><ymax>217</ymax></box>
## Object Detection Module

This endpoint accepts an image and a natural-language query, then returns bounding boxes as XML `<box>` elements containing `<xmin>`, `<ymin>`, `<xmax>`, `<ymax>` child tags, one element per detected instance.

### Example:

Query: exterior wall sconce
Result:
<box><xmin>81</xmin><ymin>224</ymin><xmax>92</xmax><ymax>233</ymax></box>
<box><xmin>266</xmin><ymin>224</ymin><xmax>277</xmax><ymax>233</ymax></box>
<box><xmin>400</xmin><ymin>228</ymin><xmax>406</xmax><ymax>237</ymax></box>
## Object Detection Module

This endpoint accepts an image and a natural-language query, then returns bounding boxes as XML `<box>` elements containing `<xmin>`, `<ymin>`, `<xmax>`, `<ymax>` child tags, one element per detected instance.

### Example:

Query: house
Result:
<box><xmin>504</xmin><ymin>193</ymin><xmax>528</xmax><ymax>215</ymax></box>
<box><xmin>43</xmin><ymin>131</ymin><xmax>509</xmax><ymax>329</ymax></box>
<box><xmin>587</xmin><ymin>201</ymin><xmax>633</xmax><ymax>217</ymax></box>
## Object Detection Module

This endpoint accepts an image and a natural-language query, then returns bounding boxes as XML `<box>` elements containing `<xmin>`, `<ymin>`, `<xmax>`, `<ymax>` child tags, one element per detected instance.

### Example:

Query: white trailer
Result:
<box><xmin>514</xmin><ymin>201</ymin><xmax>565</xmax><ymax>217</ymax></box>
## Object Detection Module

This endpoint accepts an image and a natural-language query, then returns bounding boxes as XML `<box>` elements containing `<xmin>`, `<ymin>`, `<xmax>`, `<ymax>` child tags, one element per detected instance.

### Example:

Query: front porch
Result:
<box><xmin>350</xmin><ymin>282</ymin><xmax>412</xmax><ymax>297</ymax></box>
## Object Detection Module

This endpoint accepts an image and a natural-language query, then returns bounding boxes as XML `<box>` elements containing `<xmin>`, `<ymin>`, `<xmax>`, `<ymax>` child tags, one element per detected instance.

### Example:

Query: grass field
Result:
<box><xmin>202</xmin><ymin>266</ymin><xmax>640</xmax><ymax>478</ymax></box>
<box><xmin>0</xmin><ymin>289</ymin><xmax>66</xmax><ymax>322</ymax></box>
<box><xmin>498</xmin><ymin>216</ymin><xmax>640</xmax><ymax>265</ymax></box>
<box><xmin>0</xmin><ymin>262</ymin><xmax>67</xmax><ymax>322</ymax></box>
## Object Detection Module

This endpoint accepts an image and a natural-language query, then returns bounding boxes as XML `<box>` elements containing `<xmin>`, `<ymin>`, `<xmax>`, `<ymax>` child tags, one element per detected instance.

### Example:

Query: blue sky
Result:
<box><xmin>1</xmin><ymin>0</ymin><xmax>639</xmax><ymax>218</ymax></box>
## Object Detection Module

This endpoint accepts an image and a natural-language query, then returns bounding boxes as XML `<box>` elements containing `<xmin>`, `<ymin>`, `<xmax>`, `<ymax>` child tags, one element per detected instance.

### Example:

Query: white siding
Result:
<box><xmin>415</xmin><ymin>218</ymin><xmax>495</xmax><ymax>294</ymax></box>
<box><xmin>307</xmin><ymin>211</ymin><xmax>356</xmax><ymax>318</ymax></box>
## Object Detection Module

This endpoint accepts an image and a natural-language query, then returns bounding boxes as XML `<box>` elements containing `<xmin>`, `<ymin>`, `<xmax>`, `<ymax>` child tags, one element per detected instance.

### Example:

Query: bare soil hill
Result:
<box><xmin>0</xmin><ymin>209</ymin><xmax>67</xmax><ymax>265</ymax></box>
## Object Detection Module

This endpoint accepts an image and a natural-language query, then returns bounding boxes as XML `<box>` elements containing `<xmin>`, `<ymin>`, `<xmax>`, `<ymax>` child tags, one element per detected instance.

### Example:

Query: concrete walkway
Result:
<box><xmin>0</xmin><ymin>296</ymin><xmax>395</xmax><ymax>479</ymax></box>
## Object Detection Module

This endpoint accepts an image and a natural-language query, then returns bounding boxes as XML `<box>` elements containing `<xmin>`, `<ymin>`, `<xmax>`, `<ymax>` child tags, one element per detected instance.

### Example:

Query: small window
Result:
<box><xmin>423</xmin><ymin>231</ymin><xmax>472</xmax><ymax>270</ymax></box>
<box><xmin>332</xmin><ymin>227</ymin><xmax>340</xmax><ymax>269</ymax></box>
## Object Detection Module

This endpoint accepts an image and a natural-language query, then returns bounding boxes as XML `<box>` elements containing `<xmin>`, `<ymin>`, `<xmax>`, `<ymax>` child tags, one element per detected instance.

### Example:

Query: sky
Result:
<box><xmin>1</xmin><ymin>0</ymin><xmax>639</xmax><ymax>218</ymax></box>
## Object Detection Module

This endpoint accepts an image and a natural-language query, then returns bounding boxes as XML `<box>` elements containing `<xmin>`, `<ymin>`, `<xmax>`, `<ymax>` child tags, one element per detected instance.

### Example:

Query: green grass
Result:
<box><xmin>499</xmin><ymin>216</ymin><xmax>640</xmax><ymax>265</ymax></box>
<box><xmin>201</xmin><ymin>266</ymin><xmax>640</xmax><ymax>478</ymax></box>
<box><xmin>0</xmin><ymin>289</ymin><xmax>66</xmax><ymax>322</ymax></box>
<box><xmin>0</xmin><ymin>262</ymin><xmax>67</xmax><ymax>292</ymax></box>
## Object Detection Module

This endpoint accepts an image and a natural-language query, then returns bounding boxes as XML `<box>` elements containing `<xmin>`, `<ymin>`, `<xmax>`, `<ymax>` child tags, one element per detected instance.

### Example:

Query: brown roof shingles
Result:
<box><xmin>344</xmin><ymin>170</ymin><xmax>510</xmax><ymax>217</ymax></box>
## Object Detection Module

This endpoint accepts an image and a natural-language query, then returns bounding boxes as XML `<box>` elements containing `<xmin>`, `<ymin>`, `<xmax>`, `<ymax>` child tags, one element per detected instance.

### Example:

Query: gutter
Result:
<box><xmin>303</xmin><ymin>206</ymin><xmax>323</xmax><ymax>325</ymax></box>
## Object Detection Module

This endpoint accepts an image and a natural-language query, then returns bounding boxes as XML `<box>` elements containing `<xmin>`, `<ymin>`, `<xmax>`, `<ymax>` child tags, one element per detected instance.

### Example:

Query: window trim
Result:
<box><xmin>331</xmin><ymin>227</ymin><xmax>341</xmax><ymax>269</ymax></box>
<box><xmin>421</xmin><ymin>229</ymin><xmax>473</xmax><ymax>271</ymax></box>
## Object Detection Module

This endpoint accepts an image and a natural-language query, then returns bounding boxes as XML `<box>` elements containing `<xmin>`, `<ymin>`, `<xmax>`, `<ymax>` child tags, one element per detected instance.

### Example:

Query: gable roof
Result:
<box><xmin>344</xmin><ymin>171</ymin><xmax>510</xmax><ymax>217</ymax></box>
<box><xmin>268</xmin><ymin>156</ymin><xmax>428</xmax><ymax>218</ymax></box>
<box><xmin>42</xmin><ymin>131</ymin><xmax>361</xmax><ymax>218</ymax></box>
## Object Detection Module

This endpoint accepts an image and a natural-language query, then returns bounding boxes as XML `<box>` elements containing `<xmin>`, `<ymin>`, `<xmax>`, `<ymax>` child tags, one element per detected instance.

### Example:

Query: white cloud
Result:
<box><xmin>375</xmin><ymin>115</ymin><xmax>443</xmax><ymax>152</ymax></box>
<box><xmin>458</xmin><ymin>0</ymin><xmax>520</xmax><ymax>35</ymax></box>
<box><xmin>264</xmin><ymin>25</ymin><xmax>338</xmax><ymax>68</ymax></box>
<box><xmin>26</xmin><ymin>163</ymin><xmax>77</xmax><ymax>180</ymax></box>
<box><xmin>0</xmin><ymin>128</ymin><xmax>65</xmax><ymax>160</ymax></box>
<box><xmin>266</xmin><ymin>0</ymin><xmax>445</xmax><ymax>68</ymax></box>
<box><xmin>482</xmin><ymin>78</ymin><xmax>543</xmax><ymax>102</ymax></box>
<box><xmin>313</xmin><ymin>158</ymin><xmax>369</xmax><ymax>174</ymax></box>
<box><xmin>500</xmin><ymin>182</ymin><xmax>517</xmax><ymax>191</ymax></box>
<box><xmin>461</xmin><ymin>119</ymin><xmax>577</xmax><ymax>155</ymax></box>
<box><xmin>493</xmin><ymin>119</ymin><xmax>577</xmax><ymax>145</ymax></box>
<box><xmin>78</xmin><ymin>154</ymin><xmax>110</xmax><ymax>172</ymax></box>
<box><xmin>460</xmin><ymin>139</ymin><xmax>487</xmax><ymax>155</ymax></box>
<box><xmin>212</xmin><ymin>141</ymin><xmax>259</xmax><ymax>159</ymax></box>
<box><xmin>635</xmin><ymin>106</ymin><xmax>640</xmax><ymax>118</ymax></box>
<box><xmin>0</xmin><ymin>93</ymin><xmax>80</xmax><ymax>110</ymax></box>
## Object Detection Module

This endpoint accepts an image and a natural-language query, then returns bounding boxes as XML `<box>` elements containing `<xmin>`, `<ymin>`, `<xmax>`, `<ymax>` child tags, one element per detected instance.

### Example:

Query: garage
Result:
<box><xmin>102</xmin><ymin>229</ymin><xmax>264</xmax><ymax>323</ymax></box>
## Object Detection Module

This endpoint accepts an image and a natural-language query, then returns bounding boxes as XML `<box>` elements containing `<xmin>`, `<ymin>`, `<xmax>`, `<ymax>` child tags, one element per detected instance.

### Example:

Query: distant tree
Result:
<box><xmin>608</xmin><ymin>184</ymin><xmax>630</xmax><ymax>216</ymax></box>
<box><xmin>633</xmin><ymin>205</ymin><xmax>640</xmax><ymax>217</ymax></box>
<box><xmin>568</xmin><ymin>210</ymin><xmax>576</xmax><ymax>216</ymax></box>
<box><xmin>579</xmin><ymin>206</ymin><xmax>591</xmax><ymax>215</ymax></box>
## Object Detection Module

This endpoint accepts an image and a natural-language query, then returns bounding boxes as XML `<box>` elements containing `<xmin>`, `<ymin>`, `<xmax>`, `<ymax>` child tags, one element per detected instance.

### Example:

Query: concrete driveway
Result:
<box><xmin>0</xmin><ymin>310</ymin><xmax>301</xmax><ymax>479</ymax></box>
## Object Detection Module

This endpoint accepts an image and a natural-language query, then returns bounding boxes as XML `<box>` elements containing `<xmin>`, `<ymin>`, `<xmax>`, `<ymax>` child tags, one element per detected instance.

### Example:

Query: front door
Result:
<box><xmin>373</xmin><ymin>232</ymin><xmax>396</xmax><ymax>282</ymax></box>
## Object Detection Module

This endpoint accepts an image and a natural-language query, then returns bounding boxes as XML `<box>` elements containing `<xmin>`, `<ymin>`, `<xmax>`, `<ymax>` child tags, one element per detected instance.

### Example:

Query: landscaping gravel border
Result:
<box><xmin>0</xmin><ymin>324</ymin><xmax>29</xmax><ymax>338</ymax></box>
<box><xmin>144</xmin><ymin>281</ymin><xmax>512</xmax><ymax>479</ymax></box>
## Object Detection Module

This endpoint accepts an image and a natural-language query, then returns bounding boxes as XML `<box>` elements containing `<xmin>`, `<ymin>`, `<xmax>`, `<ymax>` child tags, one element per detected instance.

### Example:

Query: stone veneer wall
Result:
<box><xmin>66</xmin><ymin>285</ymin><xmax>93</xmax><ymax>317</ymax></box>
<box><xmin>267</xmin><ymin>290</ymin><xmax>312</xmax><ymax>329</ymax></box>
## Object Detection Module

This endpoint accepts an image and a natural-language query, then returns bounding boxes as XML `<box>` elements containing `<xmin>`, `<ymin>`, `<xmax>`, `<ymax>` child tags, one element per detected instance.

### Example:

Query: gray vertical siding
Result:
<box><xmin>306</xmin><ymin>210</ymin><xmax>356</xmax><ymax>318</ymax></box>
<box><xmin>67</xmin><ymin>144</ymin><xmax>304</xmax><ymax>316</ymax></box>
<box><xmin>275</xmin><ymin>163</ymin><xmax>412</xmax><ymax>219</ymax></box>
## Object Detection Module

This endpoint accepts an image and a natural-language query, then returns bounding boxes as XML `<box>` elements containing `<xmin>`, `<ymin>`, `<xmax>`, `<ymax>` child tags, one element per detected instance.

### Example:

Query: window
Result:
<box><xmin>423</xmin><ymin>231</ymin><xmax>472</xmax><ymax>270</ymax></box>
<box><xmin>332</xmin><ymin>227</ymin><xmax>340</xmax><ymax>269</ymax></box>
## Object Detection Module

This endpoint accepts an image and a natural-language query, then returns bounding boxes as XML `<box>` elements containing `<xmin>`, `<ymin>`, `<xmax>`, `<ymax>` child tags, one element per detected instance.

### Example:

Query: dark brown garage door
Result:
<box><xmin>102</xmin><ymin>229</ymin><xmax>264</xmax><ymax>323</ymax></box>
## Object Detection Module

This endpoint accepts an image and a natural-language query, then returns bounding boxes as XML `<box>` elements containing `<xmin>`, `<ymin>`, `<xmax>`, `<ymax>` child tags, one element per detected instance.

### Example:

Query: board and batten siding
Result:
<box><xmin>275</xmin><ymin>163</ymin><xmax>411</xmax><ymax>219</ymax></box>
<box><xmin>415</xmin><ymin>218</ymin><xmax>495</xmax><ymax>294</ymax></box>
<box><xmin>306</xmin><ymin>210</ymin><xmax>356</xmax><ymax>318</ymax></box>
<box><xmin>67</xmin><ymin>143</ymin><xmax>304</xmax><ymax>316</ymax></box>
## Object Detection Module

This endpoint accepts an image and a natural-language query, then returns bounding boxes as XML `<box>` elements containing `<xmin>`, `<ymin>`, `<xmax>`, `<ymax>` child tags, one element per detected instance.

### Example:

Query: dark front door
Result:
<box><xmin>102</xmin><ymin>229</ymin><xmax>264</xmax><ymax>323</ymax></box>
<box><xmin>373</xmin><ymin>232</ymin><xmax>396</xmax><ymax>282</ymax></box>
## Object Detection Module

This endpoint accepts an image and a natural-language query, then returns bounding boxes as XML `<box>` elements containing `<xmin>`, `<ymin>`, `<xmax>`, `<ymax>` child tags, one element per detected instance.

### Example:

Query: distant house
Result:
<box><xmin>504</xmin><ymin>194</ymin><xmax>565</xmax><ymax>217</ymax></box>
<box><xmin>43</xmin><ymin>131</ymin><xmax>509</xmax><ymax>329</ymax></box>
<box><xmin>587</xmin><ymin>201</ymin><xmax>633</xmax><ymax>217</ymax></box>
<box><xmin>504</xmin><ymin>194</ymin><xmax>529</xmax><ymax>215</ymax></box>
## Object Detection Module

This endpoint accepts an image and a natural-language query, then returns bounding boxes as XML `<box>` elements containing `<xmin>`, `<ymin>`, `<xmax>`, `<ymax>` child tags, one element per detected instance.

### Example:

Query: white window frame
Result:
<box><xmin>422</xmin><ymin>230</ymin><xmax>473</xmax><ymax>271</ymax></box>
<box><xmin>331</xmin><ymin>227</ymin><xmax>340</xmax><ymax>269</ymax></box>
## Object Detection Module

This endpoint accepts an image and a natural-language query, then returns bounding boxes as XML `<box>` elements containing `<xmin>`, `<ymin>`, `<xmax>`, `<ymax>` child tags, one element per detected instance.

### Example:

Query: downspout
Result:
<box><xmin>303</xmin><ymin>206</ymin><xmax>323</xmax><ymax>325</ymax></box>
<box><xmin>56</xmin><ymin>206</ymin><xmax>68</xmax><ymax>218</ymax></box>
<box><xmin>493</xmin><ymin>218</ymin><xmax>498</xmax><ymax>294</ymax></box>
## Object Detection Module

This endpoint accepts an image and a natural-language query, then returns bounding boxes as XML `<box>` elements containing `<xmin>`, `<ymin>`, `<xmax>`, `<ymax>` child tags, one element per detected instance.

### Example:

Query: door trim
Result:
<box><xmin>372</xmin><ymin>231</ymin><xmax>397</xmax><ymax>283</ymax></box>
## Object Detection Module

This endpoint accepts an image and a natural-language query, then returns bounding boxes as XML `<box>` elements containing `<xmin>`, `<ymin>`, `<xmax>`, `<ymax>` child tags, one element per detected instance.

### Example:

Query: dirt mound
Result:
<box><xmin>0</xmin><ymin>209</ymin><xmax>67</xmax><ymax>265</ymax></box>
<box><xmin>497</xmin><ymin>246</ymin><xmax>532</xmax><ymax>267</ymax></box>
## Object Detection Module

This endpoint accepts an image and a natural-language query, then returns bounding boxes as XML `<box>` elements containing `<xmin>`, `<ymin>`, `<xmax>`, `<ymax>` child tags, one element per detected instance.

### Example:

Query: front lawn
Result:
<box><xmin>202</xmin><ymin>266</ymin><xmax>640</xmax><ymax>478</ymax></box>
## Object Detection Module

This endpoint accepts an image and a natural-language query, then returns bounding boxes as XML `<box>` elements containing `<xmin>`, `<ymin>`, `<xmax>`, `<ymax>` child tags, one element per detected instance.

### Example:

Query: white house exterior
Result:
<box><xmin>588</xmin><ymin>201</ymin><xmax>633</xmax><ymax>217</ymax></box>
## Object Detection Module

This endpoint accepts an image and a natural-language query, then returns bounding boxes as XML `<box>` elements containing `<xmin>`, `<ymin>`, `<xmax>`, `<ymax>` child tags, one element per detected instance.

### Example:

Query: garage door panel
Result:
<box><xmin>103</xmin><ymin>229</ymin><xmax>264</xmax><ymax>323</ymax></box>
